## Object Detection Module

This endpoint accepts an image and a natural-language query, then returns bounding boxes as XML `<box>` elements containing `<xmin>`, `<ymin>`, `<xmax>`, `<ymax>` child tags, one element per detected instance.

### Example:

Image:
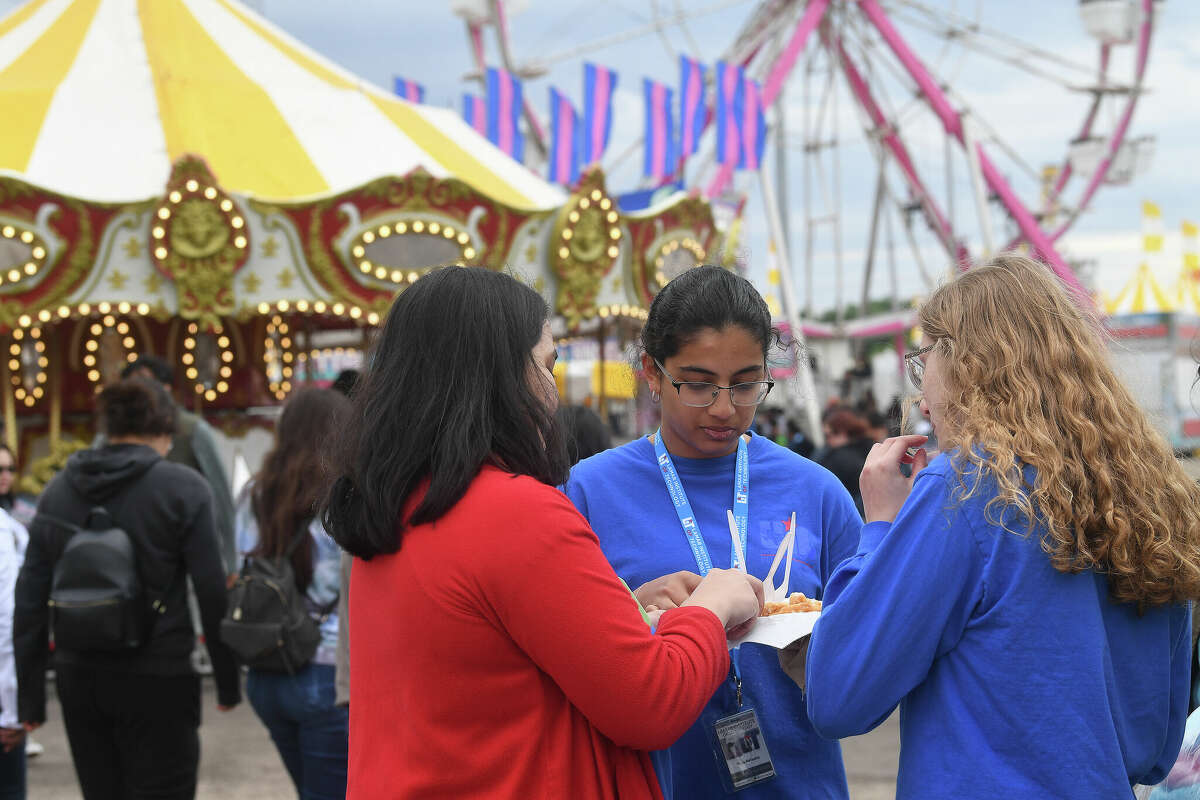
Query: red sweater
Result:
<box><xmin>348</xmin><ymin>466</ymin><xmax>729</xmax><ymax>799</ymax></box>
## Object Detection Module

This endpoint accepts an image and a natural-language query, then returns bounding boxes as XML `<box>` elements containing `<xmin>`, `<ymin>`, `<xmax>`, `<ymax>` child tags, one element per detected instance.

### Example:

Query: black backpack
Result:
<box><xmin>45</xmin><ymin>507</ymin><xmax>164</xmax><ymax>652</ymax></box>
<box><xmin>221</xmin><ymin>521</ymin><xmax>335</xmax><ymax>674</ymax></box>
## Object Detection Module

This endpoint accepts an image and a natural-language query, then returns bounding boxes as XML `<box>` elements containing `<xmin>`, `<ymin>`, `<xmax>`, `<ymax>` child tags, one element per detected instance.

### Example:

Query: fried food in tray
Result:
<box><xmin>761</xmin><ymin>592</ymin><xmax>822</xmax><ymax>616</ymax></box>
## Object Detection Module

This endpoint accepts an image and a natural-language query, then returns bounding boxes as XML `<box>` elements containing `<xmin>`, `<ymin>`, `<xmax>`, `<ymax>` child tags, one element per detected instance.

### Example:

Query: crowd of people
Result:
<box><xmin>0</xmin><ymin>254</ymin><xmax>1196</xmax><ymax>799</ymax></box>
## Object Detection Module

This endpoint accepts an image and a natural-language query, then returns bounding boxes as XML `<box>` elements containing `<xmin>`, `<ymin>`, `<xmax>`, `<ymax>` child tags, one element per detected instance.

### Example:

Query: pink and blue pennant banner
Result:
<box><xmin>393</xmin><ymin>77</ymin><xmax>426</xmax><ymax>104</ymax></box>
<box><xmin>486</xmin><ymin>67</ymin><xmax>525</xmax><ymax>161</ymax></box>
<box><xmin>738</xmin><ymin>74</ymin><xmax>767</xmax><ymax>170</ymax></box>
<box><xmin>582</xmin><ymin>62</ymin><xmax>617</xmax><ymax>165</ymax></box>
<box><xmin>642</xmin><ymin>78</ymin><xmax>676</xmax><ymax>182</ymax></box>
<box><xmin>548</xmin><ymin>88</ymin><xmax>581</xmax><ymax>185</ymax></box>
<box><xmin>678</xmin><ymin>55</ymin><xmax>707</xmax><ymax>160</ymax></box>
<box><xmin>715</xmin><ymin>61</ymin><xmax>744</xmax><ymax>167</ymax></box>
<box><xmin>462</xmin><ymin>93</ymin><xmax>488</xmax><ymax>137</ymax></box>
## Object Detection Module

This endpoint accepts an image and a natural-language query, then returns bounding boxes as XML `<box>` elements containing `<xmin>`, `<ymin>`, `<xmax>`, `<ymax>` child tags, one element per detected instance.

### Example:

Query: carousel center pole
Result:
<box><xmin>48</xmin><ymin>326</ymin><xmax>61</xmax><ymax>448</ymax></box>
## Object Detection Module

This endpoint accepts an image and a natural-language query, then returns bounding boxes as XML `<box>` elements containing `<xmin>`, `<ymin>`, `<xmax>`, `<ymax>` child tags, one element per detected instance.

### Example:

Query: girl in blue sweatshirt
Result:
<box><xmin>797</xmin><ymin>254</ymin><xmax>1199</xmax><ymax>798</ymax></box>
<box><xmin>565</xmin><ymin>266</ymin><xmax>862</xmax><ymax>800</ymax></box>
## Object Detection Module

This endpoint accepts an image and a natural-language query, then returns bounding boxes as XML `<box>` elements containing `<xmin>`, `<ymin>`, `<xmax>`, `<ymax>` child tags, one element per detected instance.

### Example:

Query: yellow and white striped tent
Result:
<box><xmin>1105</xmin><ymin>262</ymin><xmax>1174</xmax><ymax>315</ymax></box>
<box><xmin>0</xmin><ymin>0</ymin><xmax>564</xmax><ymax>208</ymax></box>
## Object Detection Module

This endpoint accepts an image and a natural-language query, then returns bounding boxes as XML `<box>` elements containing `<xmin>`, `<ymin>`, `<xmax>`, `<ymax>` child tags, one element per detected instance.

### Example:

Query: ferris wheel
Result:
<box><xmin>459</xmin><ymin>0</ymin><xmax>1157</xmax><ymax>320</ymax></box>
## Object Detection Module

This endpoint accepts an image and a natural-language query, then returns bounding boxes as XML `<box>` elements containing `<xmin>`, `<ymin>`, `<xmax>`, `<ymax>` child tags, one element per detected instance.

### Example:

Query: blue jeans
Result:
<box><xmin>246</xmin><ymin>663</ymin><xmax>347</xmax><ymax>800</ymax></box>
<box><xmin>0</xmin><ymin>739</ymin><xmax>25</xmax><ymax>800</ymax></box>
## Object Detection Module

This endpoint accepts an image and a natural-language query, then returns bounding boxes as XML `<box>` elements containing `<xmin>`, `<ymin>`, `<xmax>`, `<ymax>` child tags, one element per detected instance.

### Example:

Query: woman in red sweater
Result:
<box><xmin>322</xmin><ymin>266</ymin><xmax>762</xmax><ymax>799</ymax></box>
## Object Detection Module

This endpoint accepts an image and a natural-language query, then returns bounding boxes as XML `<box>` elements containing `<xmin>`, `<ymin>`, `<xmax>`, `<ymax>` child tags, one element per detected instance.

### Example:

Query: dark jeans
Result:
<box><xmin>247</xmin><ymin>662</ymin><xmax>347</xmax><ymax>800</ymax></box>
<box><xmin>0</xmin><ymin>738</ymin><xmax>25</xmax><ymax>800</ymax></box>
<box><xmin>55</xmin><ymin>665</ymin><xmax>201</xmax><ymax>800</ymax></box>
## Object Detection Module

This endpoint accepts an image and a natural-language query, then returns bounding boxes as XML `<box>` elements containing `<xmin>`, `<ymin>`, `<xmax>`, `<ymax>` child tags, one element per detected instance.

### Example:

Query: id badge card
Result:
<box><xmin>711</xmin><ymin>708</ymin><xmax>776</xmax><ymax>792</ymax></box>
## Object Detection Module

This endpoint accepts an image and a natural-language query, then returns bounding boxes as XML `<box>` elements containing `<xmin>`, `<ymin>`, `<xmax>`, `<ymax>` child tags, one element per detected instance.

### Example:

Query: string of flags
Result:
<box><xmin>395</xmin><ymin>59</ymin><xmax>773</xmax><ymax>191</ymax></box>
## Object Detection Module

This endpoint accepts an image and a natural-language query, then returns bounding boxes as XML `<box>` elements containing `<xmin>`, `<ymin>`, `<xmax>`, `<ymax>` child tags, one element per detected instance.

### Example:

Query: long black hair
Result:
<box><xmin>641</xmin><ymin>265</ymin><xmax>779</xmax><ymax>362</ymax></box>
<box><xmin>321</xmin><ymin>266</ymin><xmax>569</xmax><ymax>559</ymax></box>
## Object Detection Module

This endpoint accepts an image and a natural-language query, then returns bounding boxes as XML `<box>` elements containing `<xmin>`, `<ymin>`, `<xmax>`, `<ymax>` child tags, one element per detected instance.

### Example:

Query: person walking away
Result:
<box><xmin>0</xmin><ymin>447</ymin><xmax>36</xmax><ymax>530</ymax></box>
<box><xmin>235</xmin><ymin>388</ymin><xmax>349</xmax><ymax>799</ymax></box>
<box><xmin>121</xmin><ymin>356</ymin><xmax>236</xmax><ymax>572</ymax></box>
<box><xmin>14</xmin><ymin>378</ymin><xmax>240</xmax><ymax>800</ymax></box>
<box><xmin>0</xmin><ymin>507</ymin><xmax>26</xmax><ymax>798</ymax></box>
<box><xmin>797</xmin><ymin>254</ymin><xmax>1200</xmax><ymax>798</ymax></box>
<box><xmin>322</xmin><ymin>266</ymin><xmax>763</xmax><ymax>799</ymax></box>
<box><xmin>564</xmin><ymin>265</ymin><xmax>863</xmax><ymax>800</ymax></box>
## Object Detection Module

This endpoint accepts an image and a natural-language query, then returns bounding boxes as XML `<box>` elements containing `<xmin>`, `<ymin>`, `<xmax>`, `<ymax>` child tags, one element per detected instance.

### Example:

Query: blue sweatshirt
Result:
<box><xmin>565</xmin><ymin>432</ymin><xmax>862</xmax><ymax>800</ymax></box>
<box><xmin>806</xmin><ymin>452</ymin><xmax>1191</xmax><ymax>799</ymax></box>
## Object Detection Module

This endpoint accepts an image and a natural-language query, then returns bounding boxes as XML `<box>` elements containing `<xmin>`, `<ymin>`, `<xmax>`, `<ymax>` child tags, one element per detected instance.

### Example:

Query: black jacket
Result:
<box><xmin>819</xmin><ymin>437</ymin><xmax>876</xmax><ymax>516</ymax></box>
<box><xmin>14</xmin><ymin>444</ymin><xmax>240</xmax><ymax>723</ymax></box>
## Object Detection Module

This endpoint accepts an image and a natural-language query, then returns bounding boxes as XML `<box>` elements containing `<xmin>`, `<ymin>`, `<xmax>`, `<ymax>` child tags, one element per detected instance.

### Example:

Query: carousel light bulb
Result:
<box><xmin>116</xmin><ymin>322</ymin><xmax>129</xmax><ymax>335</ymax></box>
<box><xmin>126</xmin><ymin>352</ymin><xmax>137</xmax><ymax>363</ymax></box>
<box><xmin>362</xmin><ymin>231</ymin><xmax>375</xmax><ymax>244</ymax></box>
<box><xmin>258</xmin><ymin>303</ymin><xmax>271</xmax><ymax>315</ymax></box>
<box><xmin>411</xmin><ymin>221</ymin><xmax>424</xmax><ymax>233</ymax></box>
<box><xmin>84</xmin><ymin>355</ymin><xmax>95</xmax><ymax>367</ymax></box>
<box><xmin>606</xmin><ymin>211</ymin><xmax>618</xmax><ymax>224</ymax></box>
<box><xmin>183</xmin><ymin>337</ymin><xmax>195</xmax><ymax>349</ymax></box>
<box><xmin>152</xmin><ymin>227</ymin><xmax>165</xmax><ymax>239</ymax></box>
<box><xmin>462</xmin><ymin>248</ymin><xmax>476</xmax><ymax>260</ymax></box>
<box><xmin>136</xmin><ymin>303</ymin><xmax>150</xmax><ymax>315</ymax></box>
<box><xmin>33</xmin><ymin>341</ymin><xmax>43</xmax><ymax>353</ymax></box>
<box><xmin>375</xmin><ymin>267</ymin><xmax>387</xmax><ymax>280</ymax></box>
<box><xmin>590</xmin><ymin>190</ymin><xmax>602</xmax><ymax>201</ymax></box>
<box><xmin>442</xmin><ymin>227</ymin><xmax>454</xmax><ymax>239</ymax></box>
<box><xmin>19</xmin><ymin>231</ymin><xmax>33</xmax><ymax>244</ymax></box>
<box><xmin>579</xmin><ymin>198</ymin><xmax>590</xmax><ymax>210</ymax></box>
<box><xmin>295</xmin><ymin>300</ymin><xmax>308</xmax><ymax>312</ymax></box>
<box><xmin>367</xmin><ymin>312</ymin><xmax>380</xmax><ymax>325</ymax></box>
<box><xmin>169</xmin><ymin>191</ymin><xmax>182</xmax><ymax>203</ymax></box>
<box><xmin>186</xmin><ymin>367</ymin><xmax>198</xmax><ymax>380</ymax></box>
<box><xmin>23</xmin><ymin>397</ymin><xmax>33</xmax><ymax>407</ymax></box>
<box><xmin>220</xmin><ymin>199</ymin><xmax>233</xmax><ymax>212</ymax></box>
<box><xmin>607</xmin><ymin>246</ymin><xmax>620</xmax><ymax>259</ymax></box>
<box><xmin>277</xmin><ymin>300</ymin><xmax>289</xmax><ymax>312</ymax></box>
<box><xmin>57</xmin><ymin>306</ymin><xmax>70</xmax><ymax>318</ymax></box>
<box><xmin>282</xmin><ymin>352</ymin><xmax>293</xmax><ymax>363</ymax></box>
<box><xmin>407</xmin><ymin>272</ymin><xmax>418</xmax><ymax>283</ymax></box>
<box><xmin>600</xmin><ymin>198</ymin><xmax>612</xmax><ymax>210</ymax></box>
<box><xmin>457</xmin><ymin>232</ymin><xmax>469</xmax><ymax>244</ymax></box>
<box><xmin>562</xmin><ymin>229</ymin><xmax>573</xmax><ymax>241</ymax></box>
<box><xmin>352</xmin><ymin>245</ymin><xmax>365</xmax><ymax>258</ymax></box>
<box><xmin>280</xmin><ymin>337</ymin><xmax>291</xmax><ymax>348</ymax></box>
<box><xmin>6</xmin><ymin>360</ymin><xmax>16</xmax><ymax>371</ymax></box>
<box><xmin>118</xmin><ymin>302</ymin><xmax>131</xmax><ymax>314</ymax></box>
<box><xmin>231</xmin><ymin>217</ymin><xmax>244</xmax><ymax>229</ymax></box>
<box><xmin>31</xmin><ymin>246</ymin><xmax>44</xmax><ymax>259</ymax></box>
<box><xmin>30</xmin><ymin>328</ymin><xmax>40</xmax><ymax>339</ymax></box>
<box><xmin>0</xmin><ymin>227</ymin><xmax>11</xmax><ymax>238</ymax></box>
<box><xmin>216</xmin><ymin>381</ymin><xmax>228</xmax><ymax>393</ymax></box>
<box><xmin>205</xmin><ymin>390</ymin><xmax>216</xmax><ymax>402</ymax></box>
<box><xmin>217</xmin><ymin>336</ymin><xmax>230</xmax><ymax>348</ymax></box>
<box><xmin>220</xmin><ymin>366</ymin><xmax>232</xmax><ymax>378</ymax></box>
<box><xmin>182</xmin><ymin>353</ymin><xmax>194</xmax><ymax>365</ymax></box>
<box><xmin>204</xmin><ymin>187</ymin><xmax>217</xmax><ymax>200</ymax></box>
<box><xmin>332</xmin><ymin>303</ymin><xmax>345</xmax><ymax>315</ymax></box>
<box><xmin>395</xmin><ymin>222</ymin><xmax>407</xmax><ymax>234</ymax></box>
<box><xmin>7</xmin><ymin>271</ymin><xmax>19</xmax><ymax>283</ymax></box>
<box><xmin>25</xmin><ymin>263</ymin><xmax>37</xmax><ymax>275</ymax></box>
<box><xmin>221</xmin><ymin>351</ymin><xmax>233</xmax><ymax>363</ymax></box>
<box><xmin>90</xmin><ymin>324</ymin><xmax>102</xmax><ymax>336</ymax></box>
<box><xmin>17</xmin><ymin>315</ymin><xmax>30</xmax><ymax>328</ymax></box>
<box><xmin>234</xmin><ymin>236</ymin><xmax>247</xmax><ymax>249</ymax></box>
<box><xmin>349</xmin><ymin>307</ymin><xmax>362</xmax><ymax>319</ymax></box>
<box><xmin>123</xmin><ymin>337</ymin><xmax>135</xmax><ymax>349</ymax></box>
<box><xmin>379</xmin><ymin>225</ymin><xmax>391</xmax><ymax>238</ymax></box>
<box><xmin>391</xmin><ymin>270</ymin><xmax>403</xmax><ymax>283</ymax></box>
<box><xmin>87</xmin><ymin>370</ymin><xmax>100</xmax><ymax>382</ymax></box>
<box><xmin>155</xmin><ymin>247</ymin><xmax>168</xmax><ymax>259</ymax></box>
<box><xmin>185</xmin><ymin>180</ymin><xmax>198</xmax><ymax>192</ymax></box>
<box><xmin>103</xmin><ymin>315</ymin><xmax>115</xmax><ymax>327</ymax></box>
<box><xmin>428</xmin><ymin>223</ymin><xmax>440</xmax><ymax>235</ymax></box>
<box><xmin>609</xmin><ymin>229</ymin><xmax>621</xmax><ymax>240</ymax></box>
<box><xmin>558</xmin><ymin>247</ymin><xmax>570</xmax><ymax>259</ymax></box>
<box><xmin>194</xmin><ymin>384</ymin><xmax>204</xmax><ymax>394</ymax></box>
<box><xmin>314</xmin><ymin>301</ymin><xmax>326</xmax><ymax>313</ymax></box>
<box><xmin>14</xmin><ymin>388</ymin><xmax>24</xmax><ymax>399</ymax></box>
<box><xmin>156</xmin><ymin>208</ymin><xmax>170</xmax><ymax>221</ymax></box>
<box><xmin>35</xmin><ymin>375</ymin><xmax>45</xmax><ymax>386</ymax></box>
<box><xmin>282</xmin><ymin>367</ymin><xmax>292</xmax><ymax>378</ymax></box>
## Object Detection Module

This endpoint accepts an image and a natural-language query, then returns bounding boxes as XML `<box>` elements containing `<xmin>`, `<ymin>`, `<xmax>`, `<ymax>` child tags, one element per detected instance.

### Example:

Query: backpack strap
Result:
<box><xmin>286</xmin><ymin>517</ymin><xmax>340</xmax><ymax>618</ymax></box>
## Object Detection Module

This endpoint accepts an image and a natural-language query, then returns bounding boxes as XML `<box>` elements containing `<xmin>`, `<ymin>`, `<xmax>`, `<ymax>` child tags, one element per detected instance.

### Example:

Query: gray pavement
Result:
<box><xmin>26</xmin><ymin>677</ymin><xmax>900</xmax><ymax>799</ymax></box>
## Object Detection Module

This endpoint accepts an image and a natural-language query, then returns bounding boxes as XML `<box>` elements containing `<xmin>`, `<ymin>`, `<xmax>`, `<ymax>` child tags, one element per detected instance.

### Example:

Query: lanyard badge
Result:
<box><xmin>653</xmin><ymin>431</ymin><xmax>777</xmax><ymax>791</ymax></box>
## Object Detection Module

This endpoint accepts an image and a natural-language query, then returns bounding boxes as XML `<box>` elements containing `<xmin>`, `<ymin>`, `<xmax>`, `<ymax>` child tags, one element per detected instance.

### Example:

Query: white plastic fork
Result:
<box><xmin>762</xmin><ymin>512</ymin><xmax>797</xmax><ymax>603</ymax></box>
<box><xmin>726</xmin><ymin>509</ymin><xmax>747</xmax><ymax>574</ymax></box>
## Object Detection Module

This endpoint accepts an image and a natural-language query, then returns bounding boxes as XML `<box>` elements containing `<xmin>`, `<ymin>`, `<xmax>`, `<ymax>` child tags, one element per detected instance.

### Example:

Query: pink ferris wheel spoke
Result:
<box><xmin>829</xmin><ymin>33</ymin><xmax>967</xmax><ymax>267</ymax></box>
<box><xmin>857</xmin><ymin>0</ymin><xmax>1091</xmax><ymax>304</ymax></box>
<box><xmin>761</xmin><ymin>0</ymin><xmax>832</xmax><ymax>108</ymax></box>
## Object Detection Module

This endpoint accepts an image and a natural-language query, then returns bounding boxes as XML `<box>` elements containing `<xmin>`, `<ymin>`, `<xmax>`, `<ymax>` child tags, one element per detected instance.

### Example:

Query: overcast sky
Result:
<box><xmin>4</xmin><ymin>0</ymin><xmax>1196</xmax><ymax>313</ymax></box>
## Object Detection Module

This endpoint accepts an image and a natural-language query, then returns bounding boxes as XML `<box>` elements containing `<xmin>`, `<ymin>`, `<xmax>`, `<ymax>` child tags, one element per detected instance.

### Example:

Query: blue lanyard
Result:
<box><xmin>652</xmin><ymin>429</ymin><xmax>750</xmax><ymax>575</ymax></box>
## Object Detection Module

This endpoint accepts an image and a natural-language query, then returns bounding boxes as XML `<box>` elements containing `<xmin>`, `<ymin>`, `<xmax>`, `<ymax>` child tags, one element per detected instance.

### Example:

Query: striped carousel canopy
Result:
<box><xmin>0</xmin><ymin>0</ymin><xmax>564</xmax><ymax>208</ymax></box>
<box><xmin>1105</xmin><ymin>262</ymin><xmax>1174</xmax><ymax>315</ymax></box>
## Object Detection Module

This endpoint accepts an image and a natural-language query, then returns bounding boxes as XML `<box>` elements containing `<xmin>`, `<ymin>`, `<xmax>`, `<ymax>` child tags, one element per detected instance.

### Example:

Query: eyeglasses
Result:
<box><xmin>903</xmin><ymin>343</ymin><xmax>938</xmax><ymax>389</ymax></box>
<box><xmin>653</xmin><ymin>359</ymin><xmax>773</xmax><ymax>408</ymax></box>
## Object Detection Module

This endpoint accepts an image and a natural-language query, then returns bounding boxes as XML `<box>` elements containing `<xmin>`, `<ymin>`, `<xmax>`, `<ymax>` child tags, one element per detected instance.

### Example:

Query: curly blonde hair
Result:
<box><xmin>919</xmin><ymin>253</ymin><xmax>1200</xmax><ymax>608</ymax></box>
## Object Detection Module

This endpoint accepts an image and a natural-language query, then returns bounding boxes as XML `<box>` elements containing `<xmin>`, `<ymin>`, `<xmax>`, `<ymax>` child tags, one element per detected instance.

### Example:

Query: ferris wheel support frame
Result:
<box><xmin>858</xmin><ymin>0</ymin><xmax>1090</xmax><ymax>304</ymax></box>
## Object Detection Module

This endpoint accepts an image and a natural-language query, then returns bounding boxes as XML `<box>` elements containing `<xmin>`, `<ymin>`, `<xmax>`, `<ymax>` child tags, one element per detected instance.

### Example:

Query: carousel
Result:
<box><xmin>0</xmin><ymin>0</ymin><xmax>719</xmax><ymax>486</ymax></box>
